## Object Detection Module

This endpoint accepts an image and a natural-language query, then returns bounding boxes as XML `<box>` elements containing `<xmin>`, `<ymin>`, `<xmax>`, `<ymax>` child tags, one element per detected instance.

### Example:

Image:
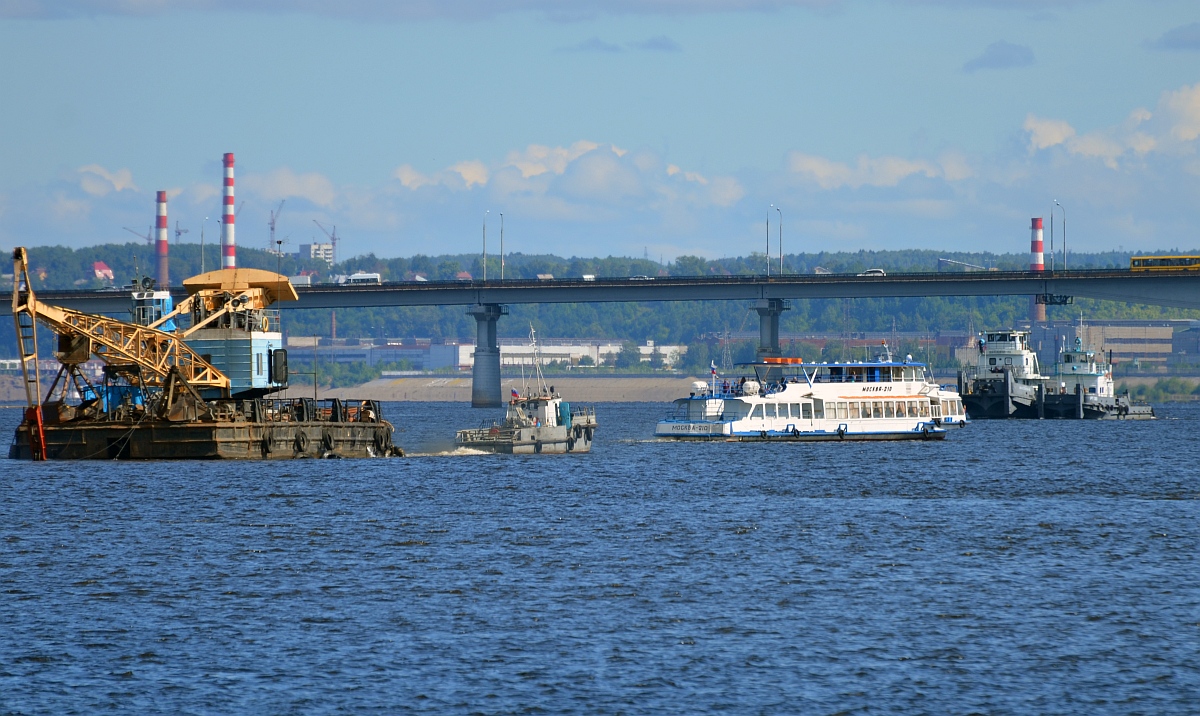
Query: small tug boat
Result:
<box><xmin>959</xmin><ymin>328</ymin><xmax>1153</xmax><ymax>420</ymax></box>
<box><xmin>9</xmin><ymin>248</ymin><xmax>404</xmax><ymax>460</ymax></box>
<box><xmin>455</xmin><ymin>328</ymin><xmax>597</xmax><ymax>454</ymax></box>
<box><xmin>655</xmin><ymin>343</ymin><xmax>967</xmax><ymax>441</ymax></box>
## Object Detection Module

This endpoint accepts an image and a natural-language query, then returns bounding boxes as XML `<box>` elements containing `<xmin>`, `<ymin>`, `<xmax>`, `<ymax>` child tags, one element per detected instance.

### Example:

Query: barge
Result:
<box><xmin>10</xmin><ymin>248</ymin><xmax>403</xmax><ymax>460</ymax></box>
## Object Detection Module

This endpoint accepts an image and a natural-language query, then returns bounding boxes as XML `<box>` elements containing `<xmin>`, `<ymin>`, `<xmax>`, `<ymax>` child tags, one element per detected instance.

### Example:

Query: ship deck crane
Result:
<box><xmin>11</xmin><ymin>248</ymin><xmax>231</xmax><ymax>439</ymax></box>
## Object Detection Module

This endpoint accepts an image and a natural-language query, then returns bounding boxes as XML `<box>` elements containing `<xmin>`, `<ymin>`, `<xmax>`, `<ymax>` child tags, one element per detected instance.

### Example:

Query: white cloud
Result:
<box><xmin>449</xmin><ymin>160</ymin><xmax>489</xmax><ymax>188</ymax></box>
<box><xmin>1023</xmin><ymin>115</ymin><xmax>1075</xmax><ymax>151</ymax></box>
<box><xmin>76</xmin><ymin>164</ymin><xmax>137</xmax><ymax>196</ymax></box>
<box><xmin>1164</xmin><ymin>82</ymin><xmax>1200</xmax><ymax>142</ymax></box>
<box><xmin>393</xmin><ymin>164</ymin><xmax>434</xmax><ymax>190</ymax></box>
<box><xmin>241</xmin><ymin>167</ymin><xmax>337</xmax><ymax>207</ymax></box>
<box><xmin>1023</xmin><ymin>82</ymin><xmax>1200</xmax><ymax>169</ymax></box>
<box><xmin>786</xmin><ymin>152</ymin><xmax>942</xmax><ymax>188</ymax></box>
<box><xmin>504</xmin><ymin>141</ymin><xmax>600</xmax><ymax>177</ymax></box>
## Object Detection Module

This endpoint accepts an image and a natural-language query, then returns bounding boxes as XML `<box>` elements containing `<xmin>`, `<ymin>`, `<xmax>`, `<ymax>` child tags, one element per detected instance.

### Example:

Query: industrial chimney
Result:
<box><xmin>155</xmin><ymin>191</ymin><xmax>169</xmax><ymax>288</ymax></box>
<box><xmin>222</xmin><ymin>152</ymin><xmax>236</xmax><ymax>269</ymax></box>
<box><xmin>1030</xmin><ymin>217</ymin><xmax>1046</xmax><ymax>323</ymax></box>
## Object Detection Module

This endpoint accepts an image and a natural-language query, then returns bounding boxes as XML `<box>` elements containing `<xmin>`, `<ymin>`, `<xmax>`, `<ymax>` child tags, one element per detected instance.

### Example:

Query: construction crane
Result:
<box><xmin>123</xmin><ymin>226</ymin><xmax>153</xmax><ymax>245</ymax></box>
<box><xmin>11</xmin><ymin>248</ymin><xmax>229</xmax><ymax>396</ymax></box>
<box><xmin>313</xmin><ymin>220</ymin><xmax>341</xmax><ymax>264</ymax></box>
<box><xmin>268</xmin><ymin>200</ymin><xmax>286</xmax><ymax>253</ymax></box>
<box><xmin>174</xmin><ymin>220</ymin><xmax>189</xmax><ymax>244</ymax></box>
<box><xmin>938</xmin><ymin>258</ymin><xmax>991</xmax><ymax>272</ymax></box>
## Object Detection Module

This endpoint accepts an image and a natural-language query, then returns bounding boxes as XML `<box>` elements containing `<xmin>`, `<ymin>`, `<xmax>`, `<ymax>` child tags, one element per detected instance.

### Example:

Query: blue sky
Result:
<box><xmin>0</xmin><ymin>0</ymin><xmax>1198</xmax><ymax>262</ymax></box>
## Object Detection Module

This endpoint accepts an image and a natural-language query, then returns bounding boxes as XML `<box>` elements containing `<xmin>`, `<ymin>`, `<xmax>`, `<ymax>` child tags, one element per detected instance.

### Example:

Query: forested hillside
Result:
<box><xmin>6</xmin><ymin>243</ymin><xmax>1198</xmax><ymax>367</ymax></box>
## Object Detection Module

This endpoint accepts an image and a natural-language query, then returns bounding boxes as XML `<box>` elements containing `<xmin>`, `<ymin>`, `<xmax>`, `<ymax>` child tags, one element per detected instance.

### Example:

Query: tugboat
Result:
<box><xmin>959</xmin><ymin>328</ymin><xmax>1153</xmax><ymax>420</ymax></box>
<box><xmin>9</xmin><ymin>247</ymin><xmax>404</xmax><ymax>459</ymax></box>
<box><xmin>455</xmin><ymin>327</ymin><xmax>597</xmax><ymax>454</ymax></box>
<box><xmin>655</xmin><ymin>343</ymin><xmax>968</xmax><ymax>441</ymax></box>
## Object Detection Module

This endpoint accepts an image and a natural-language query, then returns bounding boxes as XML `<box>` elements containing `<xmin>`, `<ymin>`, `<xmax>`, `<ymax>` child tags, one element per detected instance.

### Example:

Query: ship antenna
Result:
<box><xmin>529</xmin><ymin>323</ymin><xmax>549</xmax><ymax>396</ymax></box>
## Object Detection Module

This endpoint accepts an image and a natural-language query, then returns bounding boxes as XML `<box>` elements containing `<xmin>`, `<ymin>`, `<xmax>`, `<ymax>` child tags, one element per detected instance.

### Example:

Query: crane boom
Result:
<box><xmin>11</xmin><ymin>248</ymin><xmax>229</xmax><ymax>390</ymax></box>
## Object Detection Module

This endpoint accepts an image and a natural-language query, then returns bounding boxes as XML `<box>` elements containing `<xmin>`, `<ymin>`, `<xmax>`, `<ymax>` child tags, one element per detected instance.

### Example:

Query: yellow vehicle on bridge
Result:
<box><xmin>1130</xmin><ymin>255</ymin><xmax>1200</xmax><ymax>271</ymax></box>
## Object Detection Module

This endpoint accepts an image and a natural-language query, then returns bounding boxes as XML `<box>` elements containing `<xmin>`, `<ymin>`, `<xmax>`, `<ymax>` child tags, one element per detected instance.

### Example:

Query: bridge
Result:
<box><xmin>14</xmin><ymin>269</ymin><xmax>1200</xmax><ymax>407</ymax></box>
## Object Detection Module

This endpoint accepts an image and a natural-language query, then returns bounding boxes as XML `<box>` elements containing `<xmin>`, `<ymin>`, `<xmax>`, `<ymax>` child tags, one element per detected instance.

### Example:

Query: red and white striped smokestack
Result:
<box><xmin>155</xmin><ymin>190</ymin><xmax>169</xmax><ymax>288</ymax></box>
<box><xmin>1030</xmin><ymin>217</ymin><xmax>1045</xmax><ymax>272</ymax></box>
<box><xmin>221</xmin><ymin>152</ymin><xmax>236</xmax><ymax>269</ymax></box>
<box><xmin>1031</xmin><ymin>217</ymin><xmax>1046</xmax><ymax>322</ymax></box>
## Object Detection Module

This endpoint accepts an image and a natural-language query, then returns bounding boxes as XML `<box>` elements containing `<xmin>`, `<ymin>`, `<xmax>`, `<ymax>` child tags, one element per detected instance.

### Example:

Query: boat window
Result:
<box><xmin>1088</xmin><ymin>387</ymin><xmax>1096</xmax><ymax>394</ymax></box>
<box><xmin>786</xmin><ymin>403</ymin><xmax>798</xmax><ymax>418</ymax></box>
<box><xmin>1064</xmin><ymin>355</ymin><xmax>1073</xmax><ymax>363</ymax></box>
<box><xmin>749</xmin><ymin>405</ymin><xmax>762</xmax><ymax>419</ymax></box>
<box><xmin>884</xmin><ymin>401</ymin><xmax>895</xmax><ymax>418</ymax></box>
<box><xmin>907</xmin><ymin>400</ymin><xmax>918</xmax><ymax>416</ymax></box>
<box><xmin>835</xmin><ymin>402</ymin><xmax>847</xmax><ymax>419</ymax></box>
<box><xmin>918</xmin><ymin>401</ymin><xmax>930</xmax><ymax>417</ymax></box>
<box><xmin>256</xmin><ymin>353</ymin><xmax>263</xmax><ymax>376</ymax></box>
<box><xmin>849</xmin><ymin>402</ymin><xmax>861</xmax><ymax>419</ymax></box>
<box><xmin>988</xmin><ymin>358</ymin><xmax>997</xmax><ymax>366</ymax></box>
<box><xmin>1005</xmin><ymin>358</ymin><xmax>1012</xmax><ymax>365</ymax></box>
<box><xmin>872</xmin><ymin>401</ymin><xmax>883</xmax><ymax>418</ymax></box>
<box><xmin>802</xmin><ymin>403</ymin><xmax>813</xmax><ymax>420</ymax></box>
<box><xmin>813</xmin><ymin>400</ymin><xmax>825</xmax><ymax>420</ymax></box>
<box><xmin>895</xmin><ymin>401</ymin><xmax>906</xmax><ymax>418</ymax></box>
<box><xmin>931</xmin><ymin>403</ymin><xmax>942</xmax><ymax>418</ymax></box>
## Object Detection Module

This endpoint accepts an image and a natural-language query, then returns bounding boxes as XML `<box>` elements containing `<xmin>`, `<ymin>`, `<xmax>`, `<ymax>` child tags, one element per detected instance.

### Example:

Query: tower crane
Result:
<box><xmin>123</xmin><ymin>226</ymin><xmax>153</xmax><ymax>245</ymax></box>
<box><xmin>313</xmin><ymin>220</ymin><xmax>341</xmax><ymax>265</ymax></box>
<box><xmin>269</xmin><ymin>200</ymin><xmax>286</xmax><ymax>253</ymax></box>
<box><xmin>175</xmin><ymin>220</ymin><xmax>189</xmax><ymax>244</ymax></box>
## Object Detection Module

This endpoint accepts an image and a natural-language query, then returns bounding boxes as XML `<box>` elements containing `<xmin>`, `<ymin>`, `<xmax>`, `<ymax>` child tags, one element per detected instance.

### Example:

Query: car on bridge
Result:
<box><xmin>857</xmin><ymin>268</ymin><xmax>887</xmax><ymax>277</ymax></box>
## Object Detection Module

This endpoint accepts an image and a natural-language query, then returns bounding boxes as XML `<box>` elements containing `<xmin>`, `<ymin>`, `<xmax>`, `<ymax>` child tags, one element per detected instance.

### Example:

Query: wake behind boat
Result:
<box><xmin>655</xmin><ymin>343</ymin><xmax>968</xmax><ymax>441</ymax></box>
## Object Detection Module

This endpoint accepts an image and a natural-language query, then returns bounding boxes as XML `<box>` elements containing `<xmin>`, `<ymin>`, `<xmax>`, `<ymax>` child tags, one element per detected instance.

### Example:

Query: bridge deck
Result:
<box><xmin>11</xmin><ymin>269</ymin><xmax>1200</xmax><ymax>313</ymax></box>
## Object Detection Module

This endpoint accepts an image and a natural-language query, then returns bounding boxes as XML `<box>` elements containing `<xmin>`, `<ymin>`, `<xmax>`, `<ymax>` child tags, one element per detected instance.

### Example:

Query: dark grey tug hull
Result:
<box><xmin>457</xmin><ymin>424</ymin><xmax>595</xmax><ymax>454</ymax></box>
<box><xmin>961</xmin><ymin>373</ymin><xmax>1154</xmax><ymax>421</ymax></box>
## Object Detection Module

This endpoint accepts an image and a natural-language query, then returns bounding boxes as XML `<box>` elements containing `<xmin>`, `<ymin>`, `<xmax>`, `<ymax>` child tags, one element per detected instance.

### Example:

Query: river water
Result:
<box><xmin>1</xmin><ymin>401</ymin><xmax>1198</xmax><ymax>713</ymax></box>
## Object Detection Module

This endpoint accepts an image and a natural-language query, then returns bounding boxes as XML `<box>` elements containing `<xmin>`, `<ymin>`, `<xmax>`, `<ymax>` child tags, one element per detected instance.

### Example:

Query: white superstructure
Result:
<box><xmin>656</xmin><ymin>345</ymin><xmax>967</xmax><ymax>441</ymax></box>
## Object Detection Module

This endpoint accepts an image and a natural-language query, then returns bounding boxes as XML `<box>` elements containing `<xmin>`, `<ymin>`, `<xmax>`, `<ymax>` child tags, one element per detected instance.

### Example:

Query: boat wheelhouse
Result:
<box><xmin>959</xmin><ymin>326</ymin><xmax>1154</xmax><ymax>420</ymax></box>
<box><xmin>656</xmin><ymin>345</ymin><xmax>967</xmax><ymax>441</ymax></box>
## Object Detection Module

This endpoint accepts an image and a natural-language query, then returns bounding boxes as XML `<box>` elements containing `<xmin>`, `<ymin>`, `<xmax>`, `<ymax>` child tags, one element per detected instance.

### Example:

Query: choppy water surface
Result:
<box><xmin>2</xmin><ymin>402</ymin><xmax>1199</xmax><ymax>713</ymax></box>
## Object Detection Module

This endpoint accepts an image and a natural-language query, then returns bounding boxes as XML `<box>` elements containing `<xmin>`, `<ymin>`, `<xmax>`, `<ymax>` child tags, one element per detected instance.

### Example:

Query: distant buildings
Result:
<box><xmin>298</xmin><ymin>242</ymin><xmax>335</xmax><ymax>266</ymax></box>
<box><xmin>283</xmin><ymin>337</ymin><xmax>687</xmax><ymax>371</ymax></box>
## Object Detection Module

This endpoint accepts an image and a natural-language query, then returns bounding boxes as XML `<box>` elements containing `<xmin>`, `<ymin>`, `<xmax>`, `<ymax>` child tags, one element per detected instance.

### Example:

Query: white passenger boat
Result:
<box><xmin>655</xmin><ymin>344</ymin><xmax>968</xmax><ymax>441</ymax></box>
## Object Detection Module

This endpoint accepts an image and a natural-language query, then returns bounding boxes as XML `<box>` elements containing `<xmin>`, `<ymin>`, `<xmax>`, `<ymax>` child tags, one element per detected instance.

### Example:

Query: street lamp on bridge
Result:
<box><xmin>1054</xmin><ymin>200</ymin><xmax>1066</xmax><ymax>271</ymax></box>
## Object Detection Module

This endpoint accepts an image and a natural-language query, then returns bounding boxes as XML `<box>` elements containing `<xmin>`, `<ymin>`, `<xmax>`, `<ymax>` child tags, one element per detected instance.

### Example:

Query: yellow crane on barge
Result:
<box><xmin>9</xmin><ymin>247</ymin><xmax>400</xmax><ymax>461</ymax></box>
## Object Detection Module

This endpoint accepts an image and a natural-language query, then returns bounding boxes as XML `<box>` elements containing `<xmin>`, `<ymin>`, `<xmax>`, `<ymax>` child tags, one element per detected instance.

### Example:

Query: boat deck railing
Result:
<box><xmin>258</xmin><ymin>398</ymin><xmax>385</xmax><ymax>424</ymax></box>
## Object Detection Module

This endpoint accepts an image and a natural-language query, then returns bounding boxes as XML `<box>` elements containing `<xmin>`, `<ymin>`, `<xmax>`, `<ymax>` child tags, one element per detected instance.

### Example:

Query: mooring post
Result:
<box><xmin>468</xmin><ymin>304</ymin><xmax>507</xmax><ymax>407</ymax></box>
<box><xmin>754</xmin><ymin>298</ymin><xmax>790</xmax><ymax>360</ymax></box>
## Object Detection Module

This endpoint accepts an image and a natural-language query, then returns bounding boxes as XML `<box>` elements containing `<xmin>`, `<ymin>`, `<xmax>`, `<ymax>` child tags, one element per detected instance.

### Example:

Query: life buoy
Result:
<box><xmin>921</xmin><ymin>426</ymin><xmax>930</xmax><ymax>440</ymax></box>
<box><xmin>792</xmin><ymin>428</ymin><xmax>800</xmax><ymax>438</ymax></box>
<box><xmin>759</xmin><ymin>430</ymin><xmax>768</xmax><ymax>439</ymax></box>
<box><xmin>837</xmin><ymin>427</ymin><xmax>845</xmax><ymax>440</ymax></box>
<box><xmin>294</xmin><ymin>431</ymin><xmax>309</xmax><ymax>452</ymax></box>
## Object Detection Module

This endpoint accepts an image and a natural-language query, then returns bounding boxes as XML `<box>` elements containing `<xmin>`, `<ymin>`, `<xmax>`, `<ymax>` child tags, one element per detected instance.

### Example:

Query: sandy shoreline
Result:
<box><xmin>314</xmin><ymin>375</ymin><xmax>706</xmax><ymax>403</ymax></box>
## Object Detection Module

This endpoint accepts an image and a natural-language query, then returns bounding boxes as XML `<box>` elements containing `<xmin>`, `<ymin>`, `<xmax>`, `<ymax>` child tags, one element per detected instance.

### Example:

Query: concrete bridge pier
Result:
<box><xmin>469</xmin><ymin>304</ymin><xmax>508</xmax><ymax>407</ymax></box>
<box><xmin>755</xmin><ymin>298</ymin><xmax>791</xmax><ymax>360</ymax></box>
